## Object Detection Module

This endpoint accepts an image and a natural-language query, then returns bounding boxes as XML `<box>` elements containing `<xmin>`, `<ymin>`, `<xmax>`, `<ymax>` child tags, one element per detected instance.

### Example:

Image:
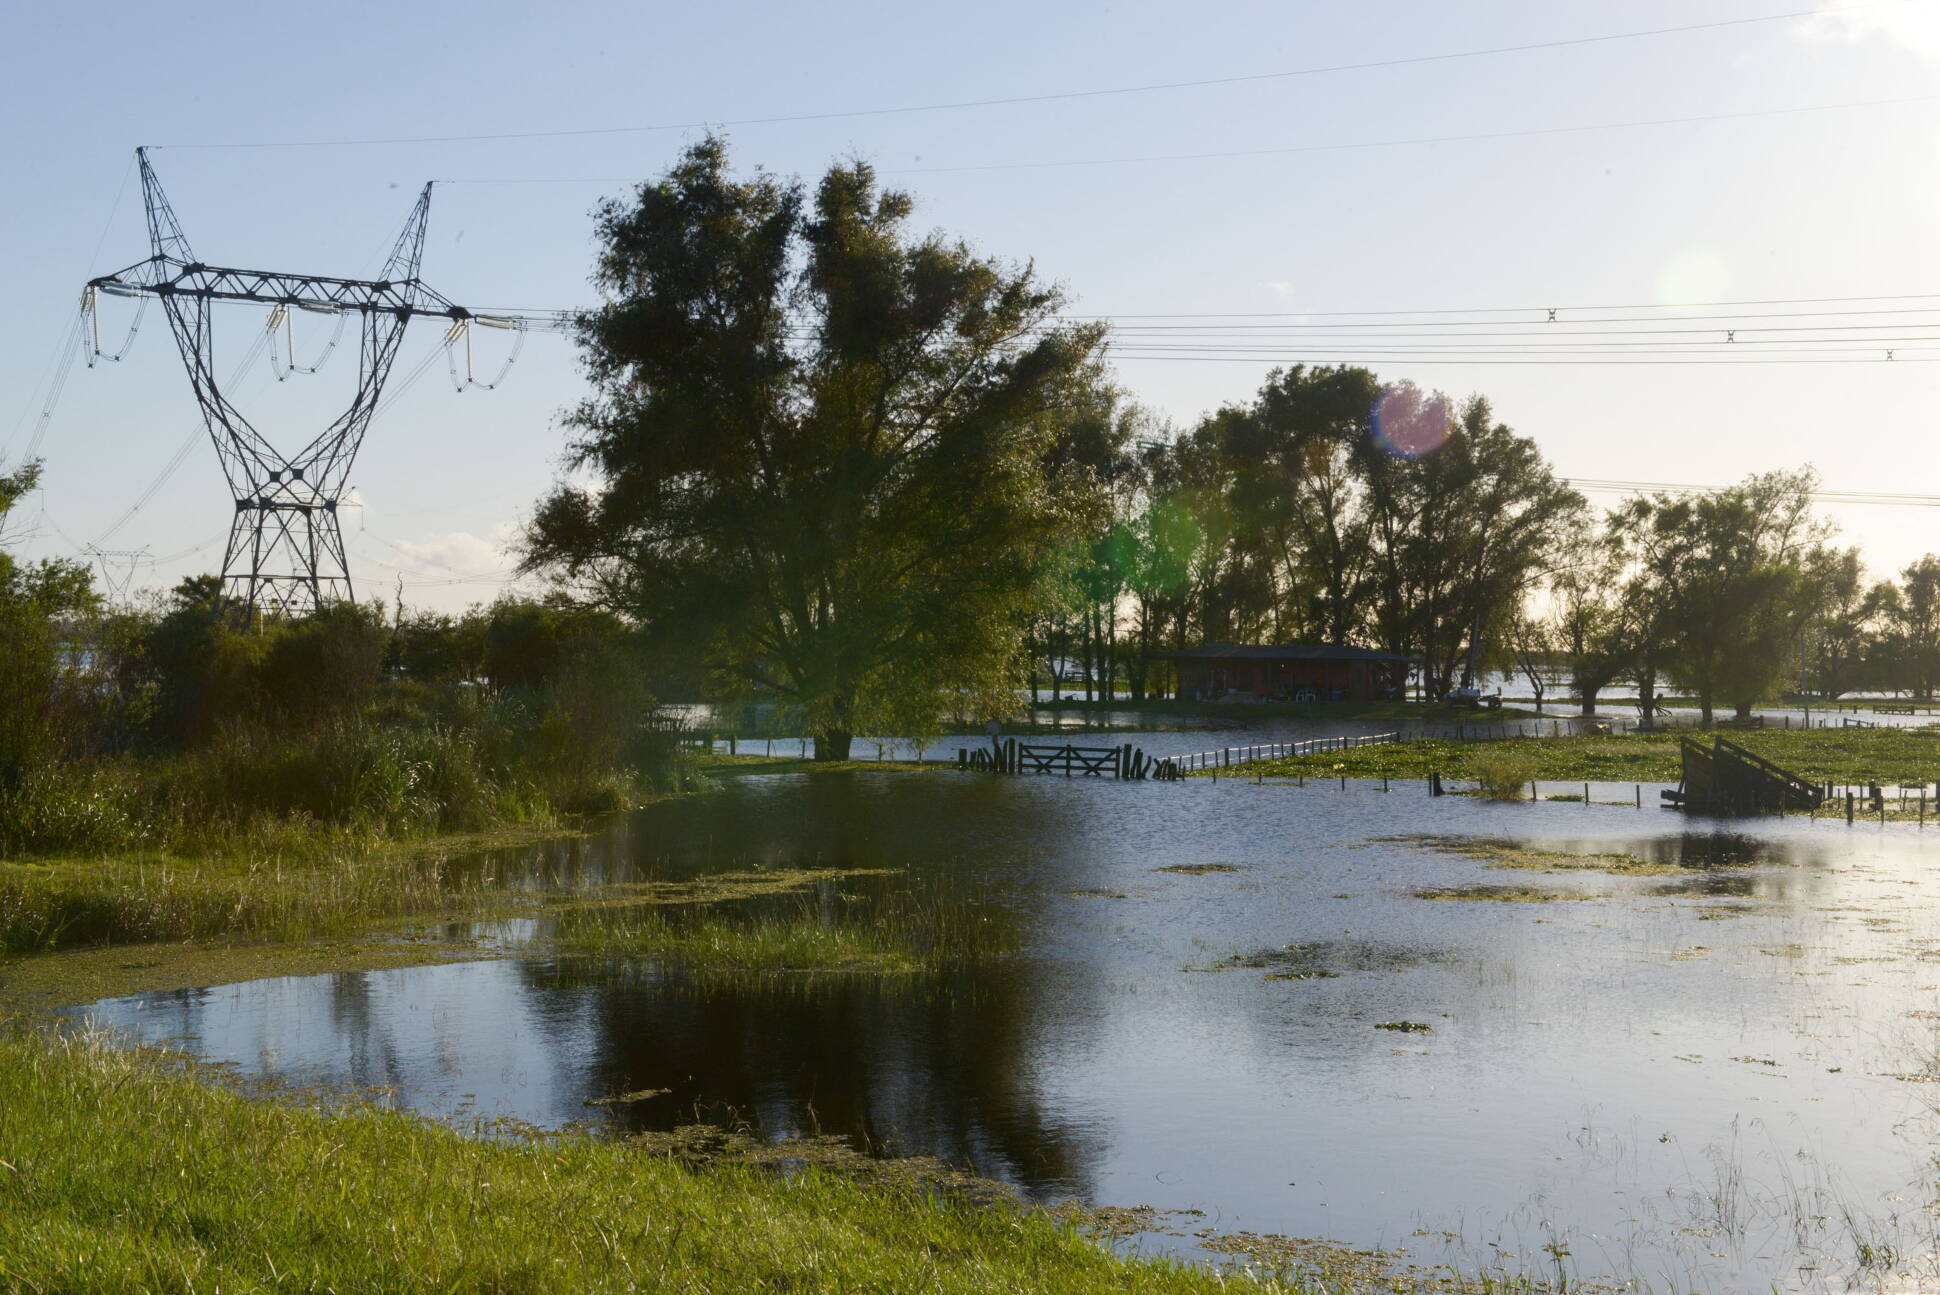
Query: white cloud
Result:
<box><xmin>391</xmin><ymin>527</ymin><xmax>513</xmax><ymax>577</ymax></box>
<box><xmin>1796</xmin><ymin>0</ymin><xmax>1940</xmax><ymax>62</ymax></box>
<box><xmin>1265</xmin><ymin>279</ymin><xmax>1295</xmax><ymax>298</ymax></box>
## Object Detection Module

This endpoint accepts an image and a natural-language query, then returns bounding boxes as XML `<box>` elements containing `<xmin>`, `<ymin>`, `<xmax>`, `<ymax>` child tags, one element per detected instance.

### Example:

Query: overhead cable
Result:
<box><xmin>148</xmin><ymin>3</ymin><xmax>1915</xmax><ymax>149</ymax></box>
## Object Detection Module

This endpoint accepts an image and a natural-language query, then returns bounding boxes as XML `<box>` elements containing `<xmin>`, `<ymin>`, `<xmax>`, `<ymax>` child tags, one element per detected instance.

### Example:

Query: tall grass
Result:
<box><xmin>0</xmin><ymin>848</ymin><xmax>509</xmax><ymax>955</ymax></box>
<box><xmin>0</xmin><ymin>699</ymin><xmax>700</xmax><ymax>861</ymax></box>
<box><xmin>0</xmin><ymin>1030</ymin><xmax>1299</xmax><ymax>1294</ymax></box>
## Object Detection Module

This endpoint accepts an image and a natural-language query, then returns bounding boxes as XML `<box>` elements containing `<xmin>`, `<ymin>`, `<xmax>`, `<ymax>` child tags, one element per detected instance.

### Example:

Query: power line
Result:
<box><xmin>431</xmin><ymin>90</ymin><xmax>1940</xmax><ymax>185</ymax></box>
<box><xmin>148</xmin><ymin>3</ymin><xmax>1914</xmax><ymax>149</ymax></box>
<box><xmin>1563</xmin><ymin>478</ymin><xmax>1940</xmax><ymax>509</ymax></box>
<box><xmin>899</xmin><ymin>93</ymin><xmax>1940</xmax><ymax>176</ymax></box>
<box><xmin>1074</xmin><ymin>293</ymin><xmax>1940</xmax><ymax>321</ymax></box>
<box><xmin>1110</xmin><ymin>354</ymin><xmax>1940</xmax><ymax>365</ymax></box>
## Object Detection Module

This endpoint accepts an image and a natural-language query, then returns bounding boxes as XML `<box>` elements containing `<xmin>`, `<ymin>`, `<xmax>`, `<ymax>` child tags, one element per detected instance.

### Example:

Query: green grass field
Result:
<box><xmin>1207</xmin><ymin>727</ymin><xmax>1940</xmax><ymax>787</ymax></box>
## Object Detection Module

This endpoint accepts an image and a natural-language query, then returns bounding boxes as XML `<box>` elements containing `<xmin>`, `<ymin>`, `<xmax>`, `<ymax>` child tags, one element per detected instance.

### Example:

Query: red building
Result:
<box><xmin>1152</xmin><ymin>643</ymin><xmax>1414</xmax><ymax>702</ymax></box>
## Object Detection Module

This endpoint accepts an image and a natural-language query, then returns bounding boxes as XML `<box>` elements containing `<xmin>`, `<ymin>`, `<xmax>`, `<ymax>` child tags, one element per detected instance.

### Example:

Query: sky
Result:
<box><xmin>4</xmin><ymin>0</ymin><xmax>1940</xmax><ymax>611</ymax></box>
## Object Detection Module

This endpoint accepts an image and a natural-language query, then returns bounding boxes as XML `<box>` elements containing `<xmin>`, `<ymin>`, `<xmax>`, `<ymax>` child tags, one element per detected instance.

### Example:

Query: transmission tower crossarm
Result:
<box><xmin>86</xmin><ymin>260</ymin><xmax>469</xmax><ymax>320</ymax></box>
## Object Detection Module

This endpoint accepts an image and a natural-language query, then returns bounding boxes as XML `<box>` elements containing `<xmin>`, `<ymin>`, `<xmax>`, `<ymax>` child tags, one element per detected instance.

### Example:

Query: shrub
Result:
<box><xmin>1467</xmin><ymin>745</ymin><xmax>1539</xmax><ymax>800</ymax></box>
<box><xmin>0</xmin><ymin>762</ymin><xmax>153</xmax><ymax>856</ymax></box>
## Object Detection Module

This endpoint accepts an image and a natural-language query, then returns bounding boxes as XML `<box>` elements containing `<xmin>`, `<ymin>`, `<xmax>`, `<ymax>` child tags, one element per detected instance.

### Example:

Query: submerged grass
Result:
<box><xmin>550</xmin><ymin>891</ymin><xmax>1014</xmax><ymax>974</ymax></box>
<box><xmin>1411</xmin><ymin>885</ymin><xmax>1594</xmax><ymax>903</ymax></box>
<box><xmin>0</xmin><ymin>1030</ymin><xmax>1302</xmax><ymax>1294</ymax></box>
<box><xmin>1381</xmin><ymin>836</ymin><xmax>1712</xmax><ymax>877</ymax></box>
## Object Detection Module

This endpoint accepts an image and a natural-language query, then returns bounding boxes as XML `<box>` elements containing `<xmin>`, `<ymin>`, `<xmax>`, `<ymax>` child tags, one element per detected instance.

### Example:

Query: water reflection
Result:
<box><xmin>74</xmin><ymin>773</ymin><xmax>1940</xmax><ymax>1290</ymax></box>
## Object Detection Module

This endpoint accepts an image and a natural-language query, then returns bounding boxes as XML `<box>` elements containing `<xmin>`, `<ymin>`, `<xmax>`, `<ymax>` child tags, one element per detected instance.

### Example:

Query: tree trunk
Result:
<box><xmin>1734</xmin><ymin>699</ymin><xmax>1753</xmax><ymax>721</ymax></box>
<box><xmin>1082</xmin><ymin>610</ymin><xmax>1095</xmax><ymax>703</ymax></box>
<box><xmin>1699</xmin><ymin>696</ymin><xmax>1714</xmax><ymax>726</ymax></box>
<box><xmin>1637</xmin><ymin>666</ymin><xmax>1657</xmax><ymax>724</ymax></box>
<box><xmin>1580</xmin><ymin>688</ymin><xmax>1598</xmax><ymax>716</ymax></box>
<box><xmin>814</xmin><ymin>730</ymin><xmax>853</xmax><ymax>762</ymax></box>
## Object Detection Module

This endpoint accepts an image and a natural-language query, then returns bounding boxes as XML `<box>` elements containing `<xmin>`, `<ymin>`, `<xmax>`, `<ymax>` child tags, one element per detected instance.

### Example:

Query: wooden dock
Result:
<box><xmin>1662</xmin><ymin>735</ymin><xmax>1822</xmax><ymax>815</ymax></box>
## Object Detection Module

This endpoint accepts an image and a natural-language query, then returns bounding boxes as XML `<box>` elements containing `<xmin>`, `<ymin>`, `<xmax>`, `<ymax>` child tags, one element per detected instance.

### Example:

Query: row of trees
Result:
<box><xmin>508</xmin><ymin>138</ymin><xmax>1939</xmax><ymax>755</ymax></box>
<box><xmin>1024</xmin><ymin>370</ymin><xmax>1583</xmax><ymax>704</ymax></box>
<box><xmin>516</xmin><ymin>140</ymin><xmax>1601</xmax><ymax>752</ymax></box>
<box><xmin>1516</xmin><ymin>496</ymin><xmax>1940</xmax><ymax>720</ymax></box>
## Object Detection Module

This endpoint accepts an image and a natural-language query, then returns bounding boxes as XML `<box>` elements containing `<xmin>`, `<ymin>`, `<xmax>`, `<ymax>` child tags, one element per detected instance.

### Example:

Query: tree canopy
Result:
<box><xmin>522</xmin><ymin>138</ymin><xmax>1111</xmax><ymax>757</ymax></box>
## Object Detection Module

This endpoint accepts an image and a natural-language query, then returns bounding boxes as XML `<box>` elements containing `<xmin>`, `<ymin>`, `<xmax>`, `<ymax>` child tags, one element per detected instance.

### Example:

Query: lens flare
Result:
<box><xmin>1371</xmin><ymin>384</ymin><xmax>1452</xmax><ymax>460</ymax></box>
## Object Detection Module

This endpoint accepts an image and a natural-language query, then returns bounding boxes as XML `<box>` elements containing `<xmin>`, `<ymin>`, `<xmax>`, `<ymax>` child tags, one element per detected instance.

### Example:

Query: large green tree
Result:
<box><xmin>522</xmin><ymin>139</ymin><xmax>1109</xmax><ymax>758</ymax></box>
<box><xmin>1618</xmin><ymin>470</ymin><xmax>1828</xmax><ymax>723</ymax></box>
<box><xmin>1362</xmin><ymin>392</ymin><xmax>1583</xmax><ymax>696</ymax></box>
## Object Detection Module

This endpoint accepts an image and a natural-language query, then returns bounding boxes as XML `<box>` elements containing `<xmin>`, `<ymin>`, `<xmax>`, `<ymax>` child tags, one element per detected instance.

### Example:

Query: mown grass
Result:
<box><xmin>0</xmin><ymin>1030</ymin><xmax>1302</xmax><ymax>1294</ymax></box>
<box><xmin>1217</xmin><ymin>728</ymin><xmax>1940</xmax><ymax>787</ymax></box>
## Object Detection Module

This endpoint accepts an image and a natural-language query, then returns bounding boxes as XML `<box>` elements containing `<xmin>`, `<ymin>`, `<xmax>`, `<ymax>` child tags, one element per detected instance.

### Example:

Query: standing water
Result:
<box><xmin>73</xmin><ymin>772</ymin><xmax>1940</xmax><ymax>1291</ymax></box>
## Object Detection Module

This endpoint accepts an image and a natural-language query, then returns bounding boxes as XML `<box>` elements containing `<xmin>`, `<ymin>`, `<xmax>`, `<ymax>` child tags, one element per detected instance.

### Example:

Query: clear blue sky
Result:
<box><xmin>5</xmin><ymin>0</ymin><xmax>1939</xmax><ymax>608</ymax></box>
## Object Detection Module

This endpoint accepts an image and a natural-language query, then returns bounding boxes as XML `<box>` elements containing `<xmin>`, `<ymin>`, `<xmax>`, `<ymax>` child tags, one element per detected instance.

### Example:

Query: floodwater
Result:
<box><xmin>75</xmin><ymin>773</ymin><xmax>1940</xmax><ymax>1292</ymax></box>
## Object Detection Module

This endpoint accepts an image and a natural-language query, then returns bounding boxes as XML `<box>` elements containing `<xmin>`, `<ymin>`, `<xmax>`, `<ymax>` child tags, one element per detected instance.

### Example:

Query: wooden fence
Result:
<box><xmin>959</xmin><ymin>740</ymin><xmax>1182</xmax><ymax>780</ymax></box>
<box><xmin>1170</xmin><ymin>731</ymin><xmax>1402</xmax><ymax>772</ymax></box>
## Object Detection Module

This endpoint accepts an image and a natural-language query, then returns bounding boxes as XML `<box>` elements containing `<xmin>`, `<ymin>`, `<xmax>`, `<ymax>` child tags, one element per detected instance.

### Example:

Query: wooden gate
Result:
<box><xmin>1017</xmin><ymin>743</ymin><xmax>1121</xmax><ymax>777</ymax></box>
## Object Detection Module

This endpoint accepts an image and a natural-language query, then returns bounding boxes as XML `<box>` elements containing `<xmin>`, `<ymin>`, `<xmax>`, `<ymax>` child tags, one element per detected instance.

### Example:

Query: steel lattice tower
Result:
<box><xmin>85</xmin><ymin>149</ymin><xmax>484</xmax><ymax>619</ymax></box>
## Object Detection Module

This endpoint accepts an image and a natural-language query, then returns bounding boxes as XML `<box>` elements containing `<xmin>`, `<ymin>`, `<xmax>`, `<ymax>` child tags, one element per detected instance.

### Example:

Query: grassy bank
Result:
<box><xmin>1214</xmin><ymin>727</ymin><xmax>1940</xmax><ymax>787</ymax></box>
<box><xmin>0</xmin><ymin>1031</ymin><xmax>1293</xmax><ymax>1294</ymax></box>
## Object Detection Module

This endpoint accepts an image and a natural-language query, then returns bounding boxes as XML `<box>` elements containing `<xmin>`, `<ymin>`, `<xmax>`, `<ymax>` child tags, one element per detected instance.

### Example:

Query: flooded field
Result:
<box><xmin>71</xmin><ymin>773</ymin><xmax>1940</xmax><ymax>1291</ymax></box>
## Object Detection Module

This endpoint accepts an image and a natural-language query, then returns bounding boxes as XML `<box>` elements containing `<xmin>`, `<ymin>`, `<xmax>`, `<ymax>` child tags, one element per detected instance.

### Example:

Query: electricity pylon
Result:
<box><xmin>82</xmin><ymin>545</ymin><xmax>150</xmax><ymax>602</ymax></box>
<box><xmin>83</xmin><ymin>149</ymin><xmax>530</xmax><ymax>619</ymax></box>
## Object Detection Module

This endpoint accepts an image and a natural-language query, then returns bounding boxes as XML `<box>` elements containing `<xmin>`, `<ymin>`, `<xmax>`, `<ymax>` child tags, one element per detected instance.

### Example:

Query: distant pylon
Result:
<box><xmin>83</xmin><ymin>544</ymin><xmax>149</xmax><ymax>602</ymax></box>
<box><xmin>83</xmin><ymin>150</ymin><xmax>489</xmax><ymax>620</ymax></box>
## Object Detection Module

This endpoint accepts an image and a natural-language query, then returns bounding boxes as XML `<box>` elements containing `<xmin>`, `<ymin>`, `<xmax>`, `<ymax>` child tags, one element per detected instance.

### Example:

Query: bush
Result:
<box><xmin>0</xmin><ymin>762</ymin><xmax>153</xmax><ymax>856</ymax></box>
<box><xmin>1467</xmin><ymin>745</ymin><xmax>1538</xmax><ymax>801</ymax></box>
<box><xmin>171</xmin><ymin>719</ymin><xmax>506</xmax><ymax>834</ymax></box>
